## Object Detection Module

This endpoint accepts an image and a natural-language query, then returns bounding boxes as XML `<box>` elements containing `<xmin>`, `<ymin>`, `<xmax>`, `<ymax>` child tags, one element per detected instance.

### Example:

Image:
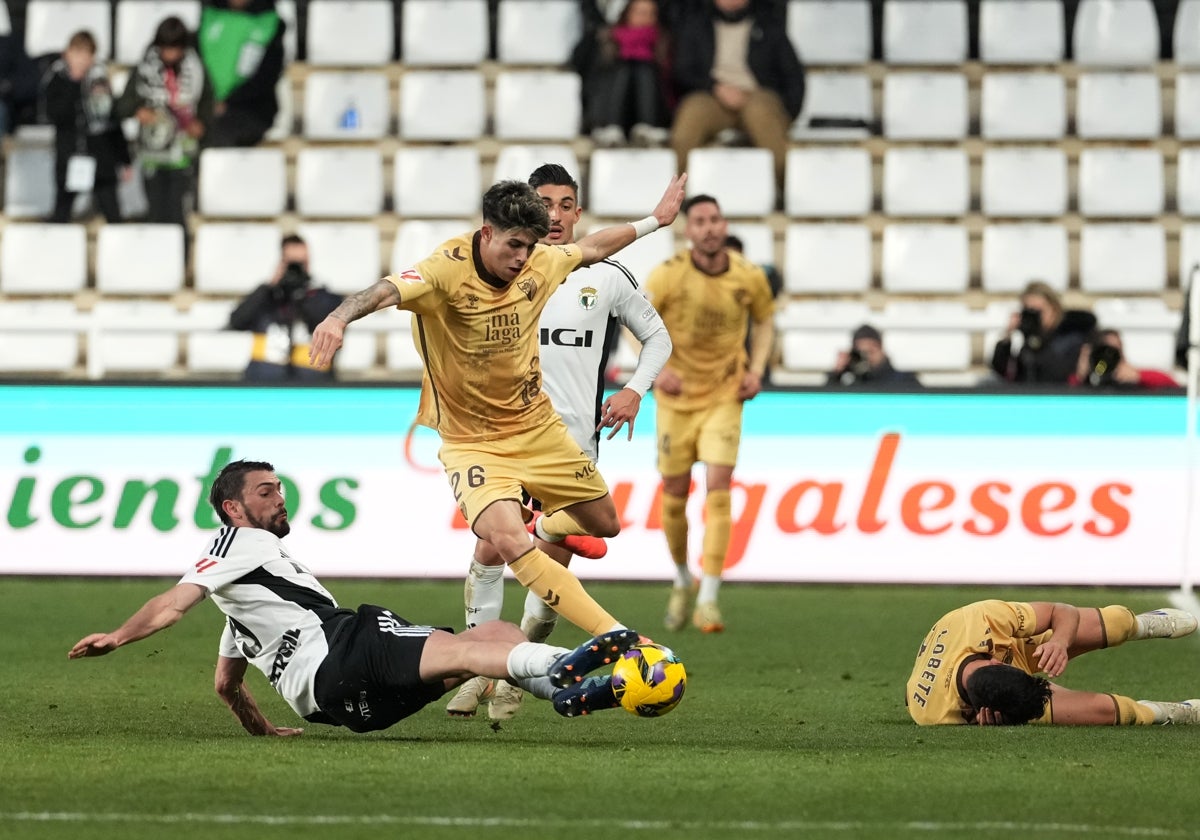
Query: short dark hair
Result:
<box><xmin>67</xmin><ymin>30</ymin><xmax>97</xmax><ymax>53</ymax></box>
<box><xmin>153</xmin><ymin>16</ymin><xmax>191</xmax><ymax>49</ymax></box>
<box><xmin>209</xmin><ymin>459</ymin><xmax>275</xmax><ymax>526</ymax></box>
<box><xmin>481</xmin><ymin>180</ymin><xmax>551</xmax><ymax>239</ymax></box>
<box><xmin>528</xmin><ymin>163</ymin><xmax>579</xmax><ymax>200</ymax></box>
<box><xmin>683</xmin><ymin>194</ymin><xmax>720</xmax><ymax>216</ymax></box>
<box><xmin>281</xmin><ymin>234</ymin><xmax>306</xmax><ymax>249</ymax></box>
<box><xmin>964</xmin><ymin>663</ymin><xmax>1053</xmax><ymax>725</ymax></box>
<box><xmin>724</xmin><ymin>234</ymin><xmax>744</xmax><ymax>252</ymax></box>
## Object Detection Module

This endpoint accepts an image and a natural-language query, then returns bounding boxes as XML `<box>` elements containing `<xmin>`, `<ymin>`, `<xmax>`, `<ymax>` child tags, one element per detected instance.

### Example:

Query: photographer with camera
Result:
<box><xmin>827</xmin><ymin>324</ymin><xmax>920</xmax><ymax>388</ymax></box>
<box><xmin>1069</xmin><ymin>329</ymin><xmax>1178</xmax><ymax>390</ymax></box>
<box><xmin>991</xmin><ymin>281</ymin><xmax>1096</xmax><ymax>385</ymax></box>
<box><xmin>228</xmin><ymin>234</ymin><xmax>344</xmax><ymax>382</ymax></box>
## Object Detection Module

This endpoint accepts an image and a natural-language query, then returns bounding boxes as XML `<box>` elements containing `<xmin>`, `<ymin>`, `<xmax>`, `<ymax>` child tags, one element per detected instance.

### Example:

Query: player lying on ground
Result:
<box><xmin>68</xmin><ymin>459</ymin><xmax>641</xmax><ymax>735</ymax></box>
<box><xmin>907</xmin><ymin>599</ymin><xmax>1200</xmax><ymax>725</ymax></box>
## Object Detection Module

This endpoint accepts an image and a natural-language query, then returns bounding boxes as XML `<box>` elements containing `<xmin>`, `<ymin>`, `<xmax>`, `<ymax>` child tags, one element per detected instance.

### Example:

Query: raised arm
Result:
<box><xmin>214</xmin><ymin>655</ymin><xmax>304</xmax><ymax>737</ymax></box>
<box><xmin>1029</xmin><ymin>601</ymin><xmax>1081</xmax><ymax>678</ymax></box>
<box><xmin>68</xmin><ymin>583</ymin><xmax>207</xmax><ymax>658</ymax></box>
<box><xmin>577</xmin><ymin>174</ymin><xmax>687</xmax><ymax>267</ymax></box>
<box><xmin>308</xmin><ymin>278</ymin><xmax>402</xmax><ymax>368</ymax></box>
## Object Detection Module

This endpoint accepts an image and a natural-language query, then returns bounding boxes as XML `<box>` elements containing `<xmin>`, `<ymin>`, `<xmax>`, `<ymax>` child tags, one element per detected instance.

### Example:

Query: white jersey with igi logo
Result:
<box><xmin>539</xmin><ymin>258</ymin><xmax>668</xmax><ymax>460</ymax></box>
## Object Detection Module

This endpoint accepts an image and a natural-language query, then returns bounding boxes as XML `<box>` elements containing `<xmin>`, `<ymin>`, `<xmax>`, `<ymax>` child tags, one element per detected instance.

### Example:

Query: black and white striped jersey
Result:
<box><xmin>178</xmin><ymin>527</ymin><xmax>346</xmax><ymax>718</ymax></box>
<box><xmin>539</xmin><ymin>259</ymin><xmax>668</xmax><ymax>460</ymax></box>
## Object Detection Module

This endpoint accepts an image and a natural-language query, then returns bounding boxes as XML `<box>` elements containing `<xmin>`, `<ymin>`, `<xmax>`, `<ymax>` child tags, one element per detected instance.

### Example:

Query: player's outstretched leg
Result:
<box><xmin>1138</xmin><ymin>699</ymin><xmax>1200</xmax><ymax>724</ymax></box>
<box><xmin>554</xmin><ymin>674</ymin><xmax>621</xmax><ymax>717</ymax></box>
<box><xmin>549</xmin><ymin>628</ymin><xmax>641</xmax><ymax>688</ymax></box>
<box><xmin>1135</xmin><ymin>609</ymin><xmax>1198</xmax><ymax>640</ymax></box>
<box><xmin>528</xmin><ymin>512</ymin><xmax>607</xmax><ymax>559</ymax></box>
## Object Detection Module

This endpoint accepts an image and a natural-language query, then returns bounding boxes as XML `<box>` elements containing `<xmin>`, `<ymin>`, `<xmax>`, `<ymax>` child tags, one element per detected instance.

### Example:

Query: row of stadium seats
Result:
<box><xmin>8</xmin><ymin>0</ymin><xmax>1200</xmax><ymax>69</ymax></box>
<box><xmin>3</xmin><ymin>217</ymin><xmax>1198</xmax><ymax>298</ymax></box>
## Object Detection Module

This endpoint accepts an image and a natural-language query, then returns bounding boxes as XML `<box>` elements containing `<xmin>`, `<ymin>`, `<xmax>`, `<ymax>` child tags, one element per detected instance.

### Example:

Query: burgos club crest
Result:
<box><xmin>578</xmin><ymin>286</ymin><xmax>598</xmax><ymax>310</ymax></box>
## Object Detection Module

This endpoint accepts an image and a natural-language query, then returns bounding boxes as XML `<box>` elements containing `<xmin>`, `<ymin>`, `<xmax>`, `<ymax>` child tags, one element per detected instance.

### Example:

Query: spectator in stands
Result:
<box><xmin>0</xmin><ymin>33</ymin><xmax>40</xmax><ymax>136</ymax></box>
<box><xmin>991</xmin><ymin>281</ymin><xmax>1097</xmax><ymax>385</ymax></box>
<box><xmin>42</xmin><ymin>31</ymin><xmax>131</xmax><ymax>224</ymax></box>
<box><xmin>228</xmin><ymin>234</ymin><xmax>344</xmax><ymax>383</ymax></box>
<box><xmin>116</xmin><ymin>16</ymin><xmax>213</xmax><ymax>230</ymax></box>
<box><xmin>826</xmin><ymin>324</ymin><xmax>920</xmax><ymax>388</ymax></box>
<box><xmin>574</xmin><ymin>0</ymin><xmax>671</xmax><ymax>148</ymax></box>
<box><xmin>198</xmin><ymin>0</ymin><xmax>286</xmax><ymax>147</ymax></box>
<box><xmin>663</xmin><ymin>0</ymin><xmax>804</xmax><ymax>190</ymax></box>
<box><xmin>1069</xmin><ymin>328</ymin><xmax>1179</xmax><ymax>390</ymax></box>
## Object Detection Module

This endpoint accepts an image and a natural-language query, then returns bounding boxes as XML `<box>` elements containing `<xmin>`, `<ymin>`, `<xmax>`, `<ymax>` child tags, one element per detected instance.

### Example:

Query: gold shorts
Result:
<box><xmin>656</xmin><ymin>399</ymin><xmax>744</xmax><ymax>476</ymax></box>
<box><xmin>438</xmin><ymin>418</ymin><xmax>610</xmax><ymax>530</ymax></box>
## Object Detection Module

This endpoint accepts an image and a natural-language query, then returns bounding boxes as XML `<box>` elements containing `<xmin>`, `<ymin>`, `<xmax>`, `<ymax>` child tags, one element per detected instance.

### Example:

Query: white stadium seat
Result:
<box><xmin>303</xmin><ymin>72</ymin><xmax>390</xmax><ymax>140</ymax></box>
<box><xmin>265</xmin><ymin>76</ymin><xmax>295</xmax><ymax>142</ymax></box>
<box><xmin>776</xmin><ymin>300</ymin><xmax>872</xmax><ymax>373</ymax></box>
<box><xmin>1177</xmin><ymin>0</ymin><xmax>1200</xmax><ymax>66</ymax></box>
<box><xmin>305</xmin><ymin>0</ymin><xmax>394</xmax><ymax>66</ymax></box>
<box><xmin>979</xmin><ymin>0</ymin><xmax>1065</xmax><ymax>64</ymax></box>
<box><xmin>980</xmin><ymin>72</ymin><xmax>1067</xmax><ymax>139</ymax></box>
<box><xmin>3</xmin><ymin>145</ymin><xmax>55</xmax><ymax>220</ymax></box>
<box><xmin>1177</xmin><ymin>73</ymin><xmax>1200</xmax><ymax>140</ymax></box>
<box><xmin>0</xmin><ymin>224</ymin><xmax>88</xmax><ymax>294</ymax></box>
<box><xmin>883</xmin><ymin>0</ymin><xmax>967</xmax><ymax>64</ymax></box>
<box><xmin>1073</xmin><ymin>0</ymin><xmax>1159</xmax><ymax>66</ymax></box>
<box><xmin>790</xmin><ymin>72</ymin><xmax>874</xmax><ymax>140</ymax></box>
<box><xmin>497</xmin><ymin>0</ymin><xmax>582</xmax><ymax>65</ymax></box>
<box><xmin>588</xmin><ymin>149</ymin><xmax>678</xmax><ymax>218</ymax></box>
<box><xmin>685</xmin><ymin>148</ymin><xmax>775</xmax><ymax>217</ymax></box>
<box><xmin>297</xmin><ymin>222</ymin><xmax>383</xmax><ymax>295</ymax></box>
<box><xmin>89</xmin><ymin>301</ymin><xmax>180</xmax><ymax>375</ymax></box>
<box><xmin>335</xmin><ymin>332</ymin><xmax>380</xmax><ymax>373</ymax></box>
<box><xmin>276</xmin><ymin>0</ymin><xmax>298</xmax><ymax>63</ymax></box>
<box><xmin>186</xmin><ymin>300</ymin><xmax>237</xmax><ymax>330</ymax></box>
<box><xmin>785</xmin><ymin>147</ymin><xmax>872</xmax><ymax>217</ymax></box>
<box><xmin>95</xmin><ymin>225</ymin><xmax>185</xmax><ymax>295</ymax></box>
<box><xmin>492</xmin><ymin>145</ymin><xmax>580</xmax><ymax>185</ymax></box>
<box><xmin>1179</xmin><ymin>148</ymin><xmax>1200</xmax><ymax>217</ymax></box>
<box><xmin>786</xmin><ymin>0</ymin><xmax>872</xmax><ymax>65</ymax></box>
<box><xmin>783</xmin><ymin>223</ymin><xmax>872</xmax><ymax>294</ymax></box>
<box><xmin>398</xmin><ymin>71</ymin><xmax>487</xmax><ymax>141</ymax></box>
<box><xmin>725</xmin><ymin>223</ymin><xmax>776</xmax><ymax>269</ymax></box>
<box><xmin>1077</xmin><ymin>148</ymin><xmax>1164</xmax><ymax>218</ymax></box>
<box><xmin>981</xmin><ymin>147</ymin><xmax>1068</xmax><ymax>217</ymax></box>
<box><xmin>193</xmin><ymin>223</ymin><xmax>282</xmax><ymax>295</ymax></box>
<box><xmin>26</xmin><ymin>0</ymin><xmax>112</xmax><ymax>59</ymax></box>
<box><xmin>1092</xmin><ymin>297</ymin><xmax>1179</xmax><ymax>372</ymax></box>
<box><xmin>493</xmin><ymin>72</ymin><xmax>582</xmax><ymax>141</ymax></box>
<box><xmin>1079</xmin><ymin>223</ymin><xmax>1167</xmax><ymax>292</ymax></box>
<box><xmin>981</xmin><ymin>223</ymin><xmax>1069</xmax><ymax>292</ymax></box>
<box><xmin>391</xmin><ymin>221</ymin><xmax>474</xmax><ymax>272</ymax></box>
<box><xmin>401</xmin><ymin>0</ymin><xmax>489</xmax><ymax>66</ymax></box>
<box><xmin>883</xmin><ymin>72</ymin><xmax>968</xmax><ymax>140</ymax></box>
<box><xmin>386</xmin><ymin>329</ymin><xmax>426</xmax><ymax>378</ymax></box>
<box><xmin>881</xmin><ymin>301</ymin><xmax>973</xmax><ymax>373</ymax></box>
<box><xmin>1075</xmin><ymin>72</ymin><xmax>1161</xmax><ymax>139</ymax></box>
<box><xmin>393</xmin><ymin>147</ymin><xmax>481</xmax><ymax>219</ymax></box>
<box><xmin>295</xmin><ymin>147</ymin><xmax>384</xmax><ymax>218</ymax></box>
<box><xmin>883</xmin><ymin>147</ymin><xmax>969</xmax><ymax>217</ymax></box>
<box><xmin>0</xmin><ymin>301</ymin><xmax>81</xmax><ymax>373</ymax></box>
<box><xmin>114</xmin><ymin>0</ymin><xmax>201</xmax><ymax>64</ymax></box>
<box><xmin>588</xmin><ymin>224</ymin><xmax>675</xmax><ymax>283</ymax></box>
<box><xmin>1182</xmin><ymin>224</ymin><xmax>1200</xmax><ymax>286</ymax></box>
<box><xmin>0</xmin><ymin>1</ymin><xmax>10</xmax><ymax>35</ymax></box>
<box><xmin>198</xmin><ymin>148</ymin><xmax>287</xmax><ymax>218</ymax></box>
<box><xmin>882</xmin><ymin>224</ymin><xmax>969</xmax><ymax>293</ymax></box>
<box><xmin>185</xmin><ymin>331</ymin><xmax>255</xmax><ymax>375</ymax></box>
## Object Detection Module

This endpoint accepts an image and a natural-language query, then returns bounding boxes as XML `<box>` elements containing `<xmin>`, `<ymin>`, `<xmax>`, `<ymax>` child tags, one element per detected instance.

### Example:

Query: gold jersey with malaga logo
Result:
<box><xmin>644</xmin><ymin>249</ymin><xmax>775</xmax><ymax>411</ymax></box>
<box><xmin>386</xmin><ymin>231</ymin><xmax>582</xmax><ymax>443</ymax></box>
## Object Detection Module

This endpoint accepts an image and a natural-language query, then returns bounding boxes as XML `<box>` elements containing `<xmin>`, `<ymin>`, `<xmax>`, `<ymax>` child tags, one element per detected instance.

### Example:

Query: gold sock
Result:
<box><xmin>509</xmin><ymin>547</ymin><xmax>617</xmax><ymax>636</ymax></box>
<box><xmin>661</xmin><ymin>492</ymin><xmax>689</xmax><ymax>570</ymax></box>
<box><xmin>537</xmin><ymin>509</ymin><xmax>589</xmax><ymax>539</ymax></box>
<box><xmin>1099</xmin><ymin>605</ymin><xmax>1137</xmax><ymax>647</ymax></box>
<box><xmin>701</xmin><ymin>489</ymin><xmax>731</xmax><ymax>579</ymax></box>
<box><xmin>1113</xmin><ymin>693</ymin><xmax>1157</xmax><ymax>725</ymax></box>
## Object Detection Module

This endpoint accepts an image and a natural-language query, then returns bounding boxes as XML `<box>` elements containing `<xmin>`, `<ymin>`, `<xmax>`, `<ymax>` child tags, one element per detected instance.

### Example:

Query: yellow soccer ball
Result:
<box><xmin>611</xmin><ymin>643</ymin><xmax>687</xmax><ymax>717</ymax></box>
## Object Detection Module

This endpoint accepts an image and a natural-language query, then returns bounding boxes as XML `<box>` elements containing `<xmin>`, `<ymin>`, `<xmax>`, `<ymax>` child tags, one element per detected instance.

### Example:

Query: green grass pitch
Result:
<box><xmin>5</xmin><ymin>577</ymin><xmax>1200</xmax><ymax>840</ymax></box>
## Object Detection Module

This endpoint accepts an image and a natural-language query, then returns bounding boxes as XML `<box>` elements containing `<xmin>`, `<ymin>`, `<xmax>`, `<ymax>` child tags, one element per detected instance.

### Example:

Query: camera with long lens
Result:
<box><xmin>277</xmin><ymin>261</ymin><xmax>311</xmax><ymax>300</ymax></box>
<box><xmin>1085</xmin><ymin>342</ymin><xmax>1122</xmax><ymax>388</ymax></box>
<box><xmin>1018</xmin><ymin>307</ymin><xmax>1044</xmax><ymax>351</ymax></box>
<box><xmin>839</xmin><ymin>347</ymin><xmax>873</xmax><ymax>385</ymax></box>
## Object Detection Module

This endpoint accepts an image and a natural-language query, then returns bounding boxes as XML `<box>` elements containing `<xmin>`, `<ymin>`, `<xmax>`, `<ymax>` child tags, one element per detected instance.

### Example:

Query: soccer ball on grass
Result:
<box><xmin>611</xmin><ymin>643</ymin><xmax>686</xmax><ymax>717</ymax></box>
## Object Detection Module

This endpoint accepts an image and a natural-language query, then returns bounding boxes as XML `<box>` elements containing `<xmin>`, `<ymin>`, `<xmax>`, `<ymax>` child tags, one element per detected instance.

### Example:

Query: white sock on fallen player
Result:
<box><xmin>464</xmin><ymin>560</ymin><xmax>504</xmax><ymax>628</ymax></box>
<box><xmin>697</xmin><ymin>574</ymin><xmax>722</xmax><ymax>605</ymax></box>
<box><xmin>513</xmin><ymin>675</ymin><xmax>558</xmax><ymax>701</ymax></box>
<box><xmin>505</xmin><ymin>641</ymin><xmax>571</xmax><ymax>681</ymax></box>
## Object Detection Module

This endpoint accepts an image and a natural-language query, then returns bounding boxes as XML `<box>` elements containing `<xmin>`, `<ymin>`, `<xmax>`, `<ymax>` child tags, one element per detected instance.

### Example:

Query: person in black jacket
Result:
<box><xmin>663</xmin><ymin>0</ymin><xmax>804</xmax><ymax>189</ymax></box>
<box><xmin>228</xmin><ymin>234</ymin><xmax>344</xmax><ymax>382</ymax></box>
<box><xmin>41</xmin><ymin>30</ymin><xmax>131</xmax><ymax>223</ymax></box>
<box><xmin>198</xmin><ymin>0</ymin><xmax>286</xmax><ymax>147</ymax></box>
<box><xmin>991</xmin><ymin>281</ymin><xmax>1097</xmax><ymax>385</ymax></box>
<box><xmin>0</xmin><ymin>33</ymin><xmax>41</xmax><ymax>136</ymax></box>
<box><xmin>827</xmin><ymin>324</ymin><xmax>921</xmax><ymax>388</ymax></box>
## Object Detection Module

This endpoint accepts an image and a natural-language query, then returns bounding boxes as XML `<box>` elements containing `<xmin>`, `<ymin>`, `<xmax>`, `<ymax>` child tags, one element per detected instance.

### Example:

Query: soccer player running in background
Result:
<box><xmin>445</xmin><ymin>162</ymin><xmax>673</xmax><ymax>719</ymax></box>
<box><xmin>644</xmin><ymin>194</ymin><xmax>776</xmax><ymax>634</ymax></box>
<box><xmin>309</xmin><ymin>174</ymin><xmax>686</xmax><ymax>651</ymax></box>
<box><xmin>907</xmin><ymin>599</ymin><xmax>1200</xmax><ymax>726</ymax></box>
<box><xmin>68</xmin><ymin>460</ymin><xmax>643</xmax><ymax>734</ymax></box>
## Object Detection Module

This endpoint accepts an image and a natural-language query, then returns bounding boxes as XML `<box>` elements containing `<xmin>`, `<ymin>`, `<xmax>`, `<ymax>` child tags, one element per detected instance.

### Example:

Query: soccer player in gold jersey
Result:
<box><xmin>907</xmin><ymin>599</ymin><xmax>1200</xmax><ymax>726</ymax></box>
<box><xmin>644</xmin><ymin>194</ymin><xmax>775</xmax><ymax>633</ymax></box>
<box><xmin>309</xmin><ymin>175</ymin><xmax>686</xmax><ymax>640</ymax></box>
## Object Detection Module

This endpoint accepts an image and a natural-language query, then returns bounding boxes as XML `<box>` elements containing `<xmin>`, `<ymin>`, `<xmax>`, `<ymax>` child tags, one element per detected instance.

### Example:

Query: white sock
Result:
<box><xmin>514</xmin><ymin>675</ymin><xmax>557</xmax><ymax>701</ymax></box>
<box><xmin>697</xmin><ymin>574</ymin><xmax>721</xmax><ymax>605</ymax></box>
<box><xmin>523</xmin><ymin>589</ymin><xmax>558</xmax><ymax>622</ymax></box>
<box><xmin>464</xmin><ymin>560</ymin><xmax>504</xmax><ymax>628</ymax></box>
<box><xmin>505</xmin><ymin>641</ymin><xmax>570</xmax><ymax>680</ymax></box>
<box><xmin>674</xmin><ymin>565</ymin><xmax>694</xmax><ymax>589</ymax></box>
